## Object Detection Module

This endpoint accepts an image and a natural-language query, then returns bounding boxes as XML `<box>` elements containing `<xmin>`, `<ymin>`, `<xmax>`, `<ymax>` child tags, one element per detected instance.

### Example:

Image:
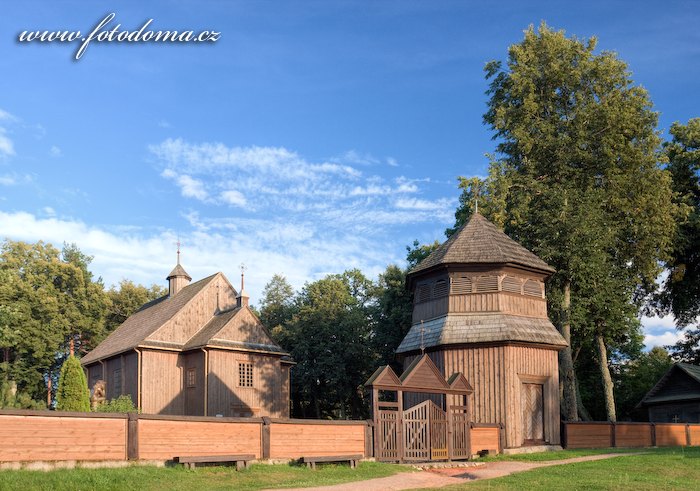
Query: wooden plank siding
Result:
<box><xmin>269</xmin><ymin>421</ymin><xmax>366</xmax><ymax>459</ymax></box>
<box><xmin>147</xmin><ymin>275</ymin><xmax>237</xmax><ymax>345</ymax></box>
<box><xmin>0</xmin><ymin>414</ymin><xmax>127</xmax><ymax>462</ymax></box>
<box><xmin>413</xmin><ymin>293</ymin><xmax>548</xmax><ymax>324</ymax></box>
<box><xmin>615</xmin><ymin>423</ymin><xmax>653</xmax><ymax>447</ymax></box>
<box><xmin>655</xmin><ymin>423</ymin><xmax>688</xmax><ymax>446</ymax></box>
<box><xmin>470</xmin><ymin>426</ymin><xmax>500</xmax><ymax>454</ymax></box>
<box><xmin>565</xmin><ymin>423</ymin><xmax>613</xmax><ymax>449</ymax></box>
<box><xmin>137</xmin><ymin>417</ymin><xmax>262</xmax><ymax>460</ymax></box>
<box><xmin>207</xmin><ymin>349</ymin><xmax>286</xmax><ymax>418</ymax></box>
<box><xmin>405</xmin><ymin>345</ymin><xmax>559</xmax><ymax>449</ymax></box>
<box><xmin>140</xmin><ymin>350</ymin><xmax>184</xmax><ymax>415</ymax></box>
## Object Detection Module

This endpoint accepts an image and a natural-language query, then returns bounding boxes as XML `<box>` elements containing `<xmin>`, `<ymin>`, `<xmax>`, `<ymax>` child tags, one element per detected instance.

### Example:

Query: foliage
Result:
<box><xmin>55</xmin><ymin>355</ymin><xmax>90</xmax><ymax>412</ymax></box>
<box><xmin>614</xmin><ymin>347</ymin><xmax>674</xmax><ymax>420</ymax></box>
<box><xmin>667</xmin><ymin>329</ymin><xmax>700</xmax><ymax>365</ymax></box>
<box><xmin>94</xmin><ymin>394</ymin><xmax>138</xmax><ymax>413</ymax></box>
<box><xmin>655</xmin><ymin>118</ymin><xmax>700</xmax><ymax>327</ymax></box>
<box><xmin>104</xmin><ymin>280</ymin><xmax>167</xmax><ymax>336</ymax></box>
<box><xmin>258</xmin><ymin>274</ymin><xmax>297</xmax><ymax>338</ymax></box>
<box><xmin>274</xmin><ymin>269</ymin><xmax>376</xmax><ymax>419</ymax></box>
<box><xmin>405</xmin><ymin>239</ymin><xmax>439</xmax><ymax>269</ymax></box>
<box><xmin>0</xmin><ymin>461</ymin><xmax>411</xmax><ymax>491</ymax></box>
<box><xmin>0</xmin><ymin>373</ymin><xmax>45</xmax><ymax>409</ymax></box>
<box><xmin>372</xmin><ymin>265</ymin><xmax>413</xmax><ymax>371</ymax></box>
<box><xmin>0</xmin><ymin>240</ymin><xmax>110</xmax><ymax>403</ymax></box>
<box><xmin>479</xmin><ymin>22</ymin><xmax>678</xmax><ymax>421</ymax></box>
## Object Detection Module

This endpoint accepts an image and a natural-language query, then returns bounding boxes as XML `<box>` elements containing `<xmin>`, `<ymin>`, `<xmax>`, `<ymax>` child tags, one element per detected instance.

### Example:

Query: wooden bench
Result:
<box><xmin>176</xmin><ymin>454</ymin><xmax>255</xmax><ymax>470</ymax></box>
<box><xmin>301</xmin><ymin>454</ymin><xmax>363</xmax><ymax>470</ymax></box>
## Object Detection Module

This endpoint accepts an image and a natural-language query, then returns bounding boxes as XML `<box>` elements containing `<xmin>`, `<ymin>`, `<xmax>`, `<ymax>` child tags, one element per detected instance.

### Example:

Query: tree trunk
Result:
<box><xmin>595</xmin><ymin>331</ymin><xmax>617</xmax><ymax>422</ymax></box>
<box><xmin>558</xmin><ymin>280</ymin><xmax>578</xmax><ymax>421</ymax></box>
<box><xmin>574</xmin><ymin>374</ymin><xmax>592</xmax><ymax>421</ymax></box>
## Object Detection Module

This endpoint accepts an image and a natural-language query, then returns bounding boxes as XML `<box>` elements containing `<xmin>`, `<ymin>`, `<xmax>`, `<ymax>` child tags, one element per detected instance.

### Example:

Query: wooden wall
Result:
<box><xmin>184</xmin><ymin>351</ymin><xmax>205</xmax><ymax>416</ymax></box>
<box><xmin>148</xmin><ymin>274</ymin><xmax>237</xmax><ymax>345</ymax></box>
<box><xmin>269</xmin><ymin>420</ymin><xmax>367</xmax><ymax>459</ymax></box>
<box><xmin>0</xmin><ymin>411</ymin><xmax>370</xmax><ymax>463</ymax></box>
<box><xmin>207</xmin><ymin>349</ymin><xmax>287</xmax><ymax>418</ymax></box>
<box><xmin>141</xmin><ymin>350</ymin><xmax>184</xmax><ymax>415</ymax></box>
<box><xmin>470</xmin><ymin>425</ymin><xmax>501</xmax><ymax>455</ymax></box>
<box><xmin>137</xmin><ymin>416</ymin><xmax>262</xmax><ymax>460</ymax></box>
<box><xmin>0</xmin><ymin>412</ymin><xmax>127</xmax><ymax>462</ymax></box>
<box><xmin>564</xmin><ymin>422</ymin><xmax>700</xmax><ymax>448</ymax></box>
<box><xmin>408</xmin><ymin>345</ymin><xmax>559</xmax><ymax>448</ymax></box>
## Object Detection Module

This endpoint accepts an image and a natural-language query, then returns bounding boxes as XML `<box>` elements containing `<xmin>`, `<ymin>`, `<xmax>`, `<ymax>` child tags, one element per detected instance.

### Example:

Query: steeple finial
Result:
<box><xmin>240</xmin><ymin>263</ymin><xmax>247</xmax><ymax>292</ymax></box>
<box><xmin>175</xmin><ymin>238</ymin><xmax>182</xmax><ymax>264</ymax></box>
<box><xmin>237</xmin><ymin>263</ymin><xmax>249</xmax><ymax>308</ymax></box>
<box><xmin>474</xmin><ymin>182</ymin><xmax>480</xmax><ymax>215</ymax></box>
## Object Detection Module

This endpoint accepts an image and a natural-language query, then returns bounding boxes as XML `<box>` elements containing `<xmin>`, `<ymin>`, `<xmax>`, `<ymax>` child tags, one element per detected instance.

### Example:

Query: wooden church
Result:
<box><xmin>82</xmin><ymin>258</ymin><xmax>293</xmax><ymax>417</ymax></box>
<box><xmin>395</xmin><ymin>212</ymin><xmax>567</xmax><ymax>449</ymax></box>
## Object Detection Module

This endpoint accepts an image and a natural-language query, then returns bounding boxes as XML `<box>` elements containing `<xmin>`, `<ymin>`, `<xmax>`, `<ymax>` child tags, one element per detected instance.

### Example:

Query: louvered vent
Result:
<box><xmin>416</xmin><ymin>284</ymin><xmax>432</xmax><ymax>303</ymax></box>
<box><xmin>451</xmin><ymin>276</ymin><xmax>472</xmax><ymax>294</ymax></box>
<box><xmin>502</xmin><ymin>275</ymin><xmax>522</xmax><ymax>294</ymax></box>
<box><xmin>475</xmin><ymin>275</ymin><xmax>499</xmax><ymax>293</ymax></box>
<box><xmin>523</xmin><ymin>279</ymin><xmax>543</xmax><ymax>297</ymax></box>
<box><xmin>433</xmin><ymin>279</ymin><xmax>449</xmax><ymax>298</ymax></box>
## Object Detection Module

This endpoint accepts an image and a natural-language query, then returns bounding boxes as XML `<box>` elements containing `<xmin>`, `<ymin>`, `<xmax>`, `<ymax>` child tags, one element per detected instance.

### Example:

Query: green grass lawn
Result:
<box><xmin>440</xmin><ymin>446</ymin><xmax>700</xmax><ymax>490</ymax></box>
<box><xmin>0</xmin><ymin>461</ymin><xmax>411</xmax><ymax>491</ymax></box>
<box><xmin>480</xmin><ymin>447</ymin><xmax>640</xmax><ymax>462</ymax></box>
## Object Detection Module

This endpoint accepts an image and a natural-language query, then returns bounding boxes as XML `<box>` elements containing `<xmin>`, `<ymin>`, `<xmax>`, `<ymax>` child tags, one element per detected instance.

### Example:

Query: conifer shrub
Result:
<box><xmin>55</xmin><ymin>356</ymin><xmax>90</xmax><ymax>411</ymax></box>
<box><xmin>95</xmin><ymin>395</ymin><xmax>137</xmax><ymax>413</ymax></box>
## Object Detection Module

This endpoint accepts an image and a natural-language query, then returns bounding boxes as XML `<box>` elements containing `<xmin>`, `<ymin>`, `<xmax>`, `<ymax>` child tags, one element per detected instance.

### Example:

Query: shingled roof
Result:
<box><xmin>396</xmin><ymin>313</ymin><xmax>567</xmax><ymax>354</ymax></box>
<box><xmin>82</xmin><ymin>274</ymin><xmax>218</xmax><ymax>364</ymax></box>
<box><xmin>409</xmin><ymin>212</ymin><xmax>555</xmax><ymax>276</ymax></box>
<box><xmin>638</xmin><ymin>362</ymin><xmax>700</xmax><ymax>406</ymax></box>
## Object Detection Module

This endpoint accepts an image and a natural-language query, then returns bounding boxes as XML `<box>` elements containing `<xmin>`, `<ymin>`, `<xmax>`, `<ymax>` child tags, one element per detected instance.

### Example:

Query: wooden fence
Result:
<box><xmin>0</xmin><ymin>410</ymin><xmax>371</xmax><ymax>463</ymax></box>
<box><xmin>563</xmin><ymin>422</ymin><xmax>700</xmax><ymax>449</ymax></box>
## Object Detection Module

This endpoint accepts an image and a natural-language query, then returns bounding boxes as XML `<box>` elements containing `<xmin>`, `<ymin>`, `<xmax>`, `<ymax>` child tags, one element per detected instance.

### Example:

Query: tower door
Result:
<box><xmin>521</xmin><ymin>383</ymin><xmax>544</xmax><ymax>444</ymax></box>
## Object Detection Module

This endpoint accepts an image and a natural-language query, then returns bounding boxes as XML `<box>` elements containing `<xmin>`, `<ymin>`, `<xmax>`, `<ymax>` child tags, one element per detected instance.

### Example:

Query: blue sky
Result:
<box><xmin>1</xmin><ymin>1</ymin><xmax>698</xmax><ymax>348</ymax></box>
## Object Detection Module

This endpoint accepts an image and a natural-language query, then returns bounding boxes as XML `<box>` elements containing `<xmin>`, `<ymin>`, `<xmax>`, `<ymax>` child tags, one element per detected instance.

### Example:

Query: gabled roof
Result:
<box><xmin>447</xmin><ymin>372</ymin><xmax>474</xmax><ymax>393</ymax></box>
<box><xmin>396</xmin><ymin>313</ymin><xmax>567</xmax><ymax>354</ymax></box>
<box><xmin>365</xmin><ymin>365</ymin><xmax>402</xmax><ymax>387</ymax></box>
<box><xmin>409</xmin><ymin>212</ymin><xmax>555</xmax><ymax>276</ymax></box>
<box><xmin>82</xmin><ymin>274</ymin><xmax>218</xmax><ymax>364</ymax></box>
<box><xmin>638</xmin><ymin>362</ymin><xmax>700</xmax><ymax>406</ymax></box>
<box><xmin>400</xmin><ymin>354</ymin><xmax>450</xmax><ymax>391</ymax></box>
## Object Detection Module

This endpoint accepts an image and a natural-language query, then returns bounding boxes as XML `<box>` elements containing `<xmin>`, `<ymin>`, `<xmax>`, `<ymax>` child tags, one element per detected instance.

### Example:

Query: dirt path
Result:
<box><xmin>271</xmin><ymin>453</ymin><xmax>637</xmax><ymax>491</ymax></box>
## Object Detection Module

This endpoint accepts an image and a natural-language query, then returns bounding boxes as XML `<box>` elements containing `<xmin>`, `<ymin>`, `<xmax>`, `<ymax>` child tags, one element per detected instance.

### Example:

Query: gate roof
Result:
<box><xmin>365</xmin><ymin>354</ymin><xmax>473</xmax><ymax>395</ymax></box>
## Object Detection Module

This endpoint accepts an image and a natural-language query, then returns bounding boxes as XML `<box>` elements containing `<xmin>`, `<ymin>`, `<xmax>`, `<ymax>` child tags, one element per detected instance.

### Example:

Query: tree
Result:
<box><xmin>0</xmin><ymin>240</ymin><xmax>109</xmax><ymax>403</ymax></box>
<box><xmin>406</xmin><ymin>240</ymin><xmax>440</xmax><ymax>269</ymax></box>
<box><xmin>276</xmin><ymin>270</ymin><xmax>376</xmax><ymax>419</ymax></box>
<box><xmin>55</xmin><ymin>355</ymin><xmax>90</xmax><ymax>412</ymax></box>
<box><xmin>104</xmin><ymin>280</ymin><xmax>167</xmax><ymax>336</ymax></box>
<box><xmin>258</xmin><ymin>274</ymin><xmax>296</xmax><ymax>337</ymax></box>
<box><xmin>481</xmin><ymin>23</ymin><xmax>678</xmax><ymax>421</ymax></box>
<box><xmin>668</xmin><ymin>329</ymin><xmax>700</xmax><ymax>365</ymax></box>
<box><xmin>614</xmin><ymin>347</ymin><xmax>674</xmax><ymax>420</ymax></box>
<box><xmin>656</xmin><ymin>119</ymin><xmax>700</xmax><ymax>327</ymax></box>
<box><xmin>372</xmin><ymin>265</ymin><xmax>413</xmax><ymax>371</ymax></box>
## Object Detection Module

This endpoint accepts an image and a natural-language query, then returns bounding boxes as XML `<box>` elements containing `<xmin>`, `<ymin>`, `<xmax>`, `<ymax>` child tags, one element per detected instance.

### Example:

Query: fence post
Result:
<box><xmin>364</xmin><ymin>420</ymin><xmax>374</xmax><ymax>458</ymax></box>
<box><xmin>686</xmin><ymin>424</ymin><xmax>691</xmax><ymax>447</ymax></box>
<box><xmin>651</xmin><ymin>423</ymin><xmax>657</xmax><ymax>447</ymax></box>
<box><xmin>127</xmin><ymin>413</ymin><xmax>139</xmax><ymax>460</ymax></box>
<box><xmin>561</xmin><ymin>422</ymin><xmax>567</xmax><ymax>449</ymax></box>
<box><xmin>262</xmin><ymin>417</ymin><xmax>271</xmax><ymax>459</ymax></box>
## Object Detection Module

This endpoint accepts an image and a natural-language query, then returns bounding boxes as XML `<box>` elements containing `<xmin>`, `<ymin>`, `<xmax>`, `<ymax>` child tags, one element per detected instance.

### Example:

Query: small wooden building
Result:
<box><xmin>82</xmin><ymin>261</ymin><xmax>292</xmax><ymax>417</ymax></box>
<box><xmin>637</xmin><ymin>363</ymin><xmax>700</xmax><ymax>423</ymax></box>
<box><xmin>395</xmin><ymin>213</ymin><xmax>567</xmax><ymax>449</ymax></box>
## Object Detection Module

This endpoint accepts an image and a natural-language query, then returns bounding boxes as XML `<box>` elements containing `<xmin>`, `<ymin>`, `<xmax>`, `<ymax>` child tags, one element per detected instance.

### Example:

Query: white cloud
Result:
<box><xmin>644</xmin><ymin>331</ymin><xmax>684</xmax><ymax>349</ymax></box>
<box><xmin>220</xmin><ymin>189</ymin><xmax>247</xmax><ymax>208</ymax></box>
<box><xmin>387</xmin><ymin>157</ymin><xmax>399</xmax><ymax>167</ymax></box>
<box><xmin>394</xmin><ymin>197</ymin><xmax>455</xmax><ymax>211</ymax></box>
<box><xmin>0</xmin><ymin>128</ymin><xmax>15</xmax><ymax>157</ymax></box>
<box><xmin>0</xmin><ymin>175</ymin><xmax>15</xmax><ymax>186</ymax></box>
<box><xmin>640</xmin><ymin>314</ymin><xmax>678</xmax><ymax>330</ymax></box>
<box><xmin>50</xmin><ymin>146</ymin><xmax>62</xmax><ymax>157</ymax></box>
<box><xmin>161</xmin><ymin>169</ymin><xmax>209</xmax><ymax>201</ymax></box>
<box><xmin>158</xmin><ymin>120</ymin><xmax>172</xmax><ymax>129</ymax></box>
<box><xmin>0</xmin><ymin>210</ymin><xmax>397</xmax><ymax>303</ymax></box>
<box><xmin>0</xmin><ymin>108</ymin><xmax>17</xmax><ymax>122</ymax></box>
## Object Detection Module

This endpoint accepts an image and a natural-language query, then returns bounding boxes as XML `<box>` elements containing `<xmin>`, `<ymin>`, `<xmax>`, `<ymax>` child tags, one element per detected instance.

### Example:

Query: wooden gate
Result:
<box><xmin>366</xmin><ymin>355</ymin><xmax>474</xmax><ymax>462</ymax></box>
<box><xmin>522</xmin><ymin>383</ymin><xmax>544</xmax><ymax>444</ymax></box>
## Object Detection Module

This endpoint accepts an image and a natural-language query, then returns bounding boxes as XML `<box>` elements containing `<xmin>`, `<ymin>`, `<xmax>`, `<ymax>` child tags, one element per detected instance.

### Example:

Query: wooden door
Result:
<box><xmin>521</xmin><ymin>383</ymin><xmax>544</xmax><ymax>444</ymax></box>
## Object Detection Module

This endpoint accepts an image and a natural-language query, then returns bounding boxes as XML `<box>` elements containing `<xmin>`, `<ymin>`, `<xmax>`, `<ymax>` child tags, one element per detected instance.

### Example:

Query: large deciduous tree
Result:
<box><xmin>481</xmin><ymin>23</ymin><xmax>677</xmax><ymax>421</ymax></box>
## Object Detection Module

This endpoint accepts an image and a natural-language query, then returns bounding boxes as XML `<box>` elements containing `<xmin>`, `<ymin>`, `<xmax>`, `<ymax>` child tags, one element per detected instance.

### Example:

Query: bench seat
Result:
<box><xmin>176</xmin><ymin>454</ymin><xmax>255</xmax><ymax>470</ymax></box>
<box><xmin>301</xmin><ymin>454</ymin><xmax>363</xmax><ymax>470</ymax></box>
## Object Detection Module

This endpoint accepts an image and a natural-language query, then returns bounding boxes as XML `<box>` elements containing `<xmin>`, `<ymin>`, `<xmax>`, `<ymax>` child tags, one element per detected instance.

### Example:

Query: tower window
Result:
<box><xmin>523</xmin><ymin>279</ymin><xmax>543</xmax><ymax>297</ymax></box>
<box><xmin>451</xmin><ymin>276</ymin><xmax>472</xmax><ymax>294</ymax></box>
<box><xmin>433</xmin><ymin>279</ymin><xmax>449</xmax><ymax>298</ymax></box>
<box><xmin>186</xmin><ymin>368</ymin><xmax>196</xmax><ymax>388</ymax></box>
<box><xmin>416</xmin><ymin>284</ymin><xmax>432</xmax><ymax>303</ymax></box>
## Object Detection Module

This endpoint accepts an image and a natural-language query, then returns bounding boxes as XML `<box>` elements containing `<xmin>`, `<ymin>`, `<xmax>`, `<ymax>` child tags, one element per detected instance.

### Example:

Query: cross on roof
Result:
<box><xmin>174</xmin><ymin>238</ymin><xmax>182</xmax><ymax>264</ymax></box>
<box><xmin>240</xmin><ymin>263</ymin><xmax>247</xmax><ymax>291</ymax></box>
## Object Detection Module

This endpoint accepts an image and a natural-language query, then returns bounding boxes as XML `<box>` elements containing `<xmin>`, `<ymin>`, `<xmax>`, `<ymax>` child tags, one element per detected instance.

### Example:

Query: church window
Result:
<box><xmin>433</xmin><ymin>279</ymin><xmax>449</xmax><ymax>298</ymax></box>
<box><xmin>239</xmin><ymin>362</ymin><xmax>254</xmax><ymax>387</ymax></box>
<box><xmin>416</xmin><ymin>284</ymin><xmax>432</xmax><ymax>303</ymax></box>
<box><xmin>475</xmin><ymin>275</ymin><xmax>498</xmax><ymax>293</ymax></box>
<box><xmin>523</xmin><ymin>279</ymin><xmax>543</xmax><ymax>297</ymax></box>
<box><xmin>451</xmin><ymin>276</ymin><xmax>472</xmax><ymax>294</ymax></box>
<box><xmin>502</xmin><ymin>275</ymin><xmax>522</xmax><ymax>293</ymax></box>
<box><xmin>186</xmin><ymin>368</ymin><xmax>196</xmax><ymax>388</ymax></box>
